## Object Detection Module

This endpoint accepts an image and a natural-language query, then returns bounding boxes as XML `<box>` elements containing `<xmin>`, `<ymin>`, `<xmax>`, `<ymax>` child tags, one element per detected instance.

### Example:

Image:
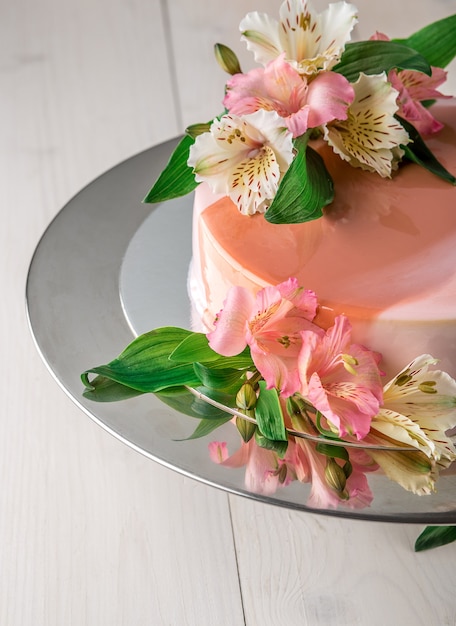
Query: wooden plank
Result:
<box><xmin>0</xmin><ymin>0</ymin><xmax>244</xmax><ymax>623</ymax></box>
<box><xmin>230</xmin><ymin>497</ymin><xmax>456</xmax><ymax>625</ymax></box>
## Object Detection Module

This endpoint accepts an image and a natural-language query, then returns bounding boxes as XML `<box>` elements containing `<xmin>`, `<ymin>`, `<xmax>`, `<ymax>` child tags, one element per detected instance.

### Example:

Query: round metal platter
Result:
<box><xmin>26</xmin><ymin>140</ymin><xmax>456</xmax><ymax>523</ymax></box>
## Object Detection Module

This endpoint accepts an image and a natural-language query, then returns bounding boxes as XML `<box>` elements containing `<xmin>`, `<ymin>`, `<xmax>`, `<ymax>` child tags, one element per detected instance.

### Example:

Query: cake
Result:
<box><xmin>189</xmin><ymin>102</ymin><xmax>456</xmax><ymax>380</ymax></box>
<box><xmin>83</xmin><ymin>4</ymin><xmax>456</xmax><ymax>509</ymax></box>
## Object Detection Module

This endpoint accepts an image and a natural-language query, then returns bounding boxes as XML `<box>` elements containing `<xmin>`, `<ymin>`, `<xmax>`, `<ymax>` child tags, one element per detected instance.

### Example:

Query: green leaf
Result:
<box><xmin>156</xmin><ymin>386</ymin><xmax>231</xmax><ymax>420</ymax></box>
<box><xmin>170</xmin><ymin>333</ymin><xmax>254</xmax><ymax>369</ymax></box>
<box><xmin>170</xmin><ymin>332</ymin><xmax>220</xmax><ymax>363</ymax></box>
<box><xmin>143</xmin><ymin>134</ymin><xmax>198</xmax><ymax>203</ymax></box>
<box><xmin>399</xmin><ymin>116</ymin><xmax>456</xmax><ymax>184</ymax></box>
<box><xmin>82</xmin><ymin>327</ymin><xmax>201</xmax><ymax>393</ymax></box>
<box><xmin>82</xmin><ymin>376</ymin><xmax>145</xmax><ymax>402</ymax></box>
<box><xmin>254</xmin><ymin>382</ymin><xmax>287</xmax><ymax>442</ymax></box>
<box><xmin>266</xmin><ymin>133</ymin><xmax>333</xmax><ymax>224</ymax></box>
<box><xmin>415</xmin><ymin>525</ymin><xmax>456</xmax><ymax>552</ymax></box>
<box><xmin>334</xmin><ymin>41</ymin><xmax>431</xmax><ymax>82</ymax></box>
<box><xmin>193</xmin><ymin>363</ymin><xmax>245</xmax><ymax>392</ymax></box>
<box><xmin>255</xmin><ymin>430</ymin><xmax>288</xmax><ymax>458</ymax></box>
<box><xmin>394</xmin><ymin>14</ymin><xmax>456</xmax><ymax>69</ymax></box>
<box><xmin>184</xmin><ymin>417</ymin><xmax>233</xmax><ymax>440</ymax></box>
<box><xmin>315</xmin><ymin>443</ymin><xmax>349</xmax><ymax>462</ymax></box>
<box><xmin>192</xmin><ymin>385</ymin><xmax>239</xmax><ymax>415</ymax></box>
<box><xmin>206</xmin><ymin>350</ymin><xmax>254</xmax><ymax>370</ymax></box>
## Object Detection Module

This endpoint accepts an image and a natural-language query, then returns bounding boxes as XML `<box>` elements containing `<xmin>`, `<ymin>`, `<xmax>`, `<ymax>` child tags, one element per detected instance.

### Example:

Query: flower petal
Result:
<box><xmin>278</xmin><ymin>0</ymin><xmax>358</xmax><ymax>75</ymax></box>
<box><xmin>207</xmin><ymin>286</ymin><xmax>255</xmax><ymax>356</ymax></box>
<box><xmin>306</xmin><ymin>71</ymin><xmax>354</xmax><ymax>127</ymax></box>
<box><xmin>388</xmin><ymin>68</ymin><xmax>451</xmax><ymax>135</ymax></box>
<box><xmin>188</xmin><ymin>110</ymin><xmax>294</xmax><ymax>215</ymax></box>
<box><xmin>240</xmin><ymin>11</ymin><xmax>283</xmax><ymax>66</ymax></box>
<box><xmin>324</xmin><ymin>73</ymin><xmax>410</xmax><ymax>177</ymax></box>
<box><xmin>240</xmin><ymin>1</ymin><xmax>357</xmax><ymax>76</ymax></box>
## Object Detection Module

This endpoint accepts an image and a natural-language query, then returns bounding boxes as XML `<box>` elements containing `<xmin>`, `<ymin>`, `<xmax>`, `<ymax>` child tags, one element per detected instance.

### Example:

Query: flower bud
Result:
<box><xmin>277</xmin><ymin>463</ymin><xmax>288</xmax><ymax>484</ymax></box>
<box><xmin>214</xmin><ymin>43</ymin><xmax>242</xmax><ymax>75</ymax></box>
<box><xmin>236</xmin><ymin>414</ymin><xmax>256</xmax><ymax>442</ymax></box>
<box><xmin>325</xmin><ymin>458</ymin><xmax>347</xmax><ymax>495</ymax></box>
<box><xmin>236</xmin><ymin>383</ymin><xmax>257</xmax><ymax>410</ymax></box>
<box><xmin>185</xmin><ymin>122</ymin><xmax>212</xmax><ymax>139</ymax></box>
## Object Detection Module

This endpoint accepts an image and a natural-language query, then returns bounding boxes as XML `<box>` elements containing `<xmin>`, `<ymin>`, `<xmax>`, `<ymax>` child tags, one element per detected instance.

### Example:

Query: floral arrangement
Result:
<box><xmin>143</xmin><ymin>1</ymin><xmax>456</xmax><ymax>223</ymax></box>
<box><xmin>82</xmin><ymin>276</ymin><xmax>456</xmax><ymax>550</ymax></box>
<box><xmin>82</xmin><ymin>2</ymin><xmax>456</xmax><ymax>551</ymax></box>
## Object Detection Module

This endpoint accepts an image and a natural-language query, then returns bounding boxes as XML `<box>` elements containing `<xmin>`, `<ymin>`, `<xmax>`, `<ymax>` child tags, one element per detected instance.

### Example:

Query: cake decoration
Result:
<box><xmin>144</xmin><ymin>1</ymin><xmax>455</xmax><ymax>223</ymax></box>
<box><xmin>82</xmin><ymin>3</ymin><xmax>456</xmax><ymax>550</ymax></box>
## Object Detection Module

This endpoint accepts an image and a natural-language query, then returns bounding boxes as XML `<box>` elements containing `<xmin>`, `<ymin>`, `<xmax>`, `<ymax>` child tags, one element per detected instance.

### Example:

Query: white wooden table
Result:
<box><xmin>3</xmin><ymin>0</ymin><xmax>456</xmax><ymax>624</ymax></box>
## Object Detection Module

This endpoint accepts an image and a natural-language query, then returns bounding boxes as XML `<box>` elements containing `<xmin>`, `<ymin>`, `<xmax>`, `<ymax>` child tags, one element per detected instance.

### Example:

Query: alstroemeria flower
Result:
<box><xmin>362</xmin><ymin>355</ymin><xmax>456</xmax><ymax>494</ymax></box>
<box><xmin>208</xmin><ymin>439</ymin><xmax>298</xmax><ymax>495</ymax></box>
<box><xmin>388</xmin><ymin>68</ymin><xmax>450</xmax><ymax>135</ymax></box>
<box><xmin>187</xmin><ymin>109</ymin><xmax>294</xmax><ymax>215</ymax></box>
<box><xmin>371</xmin><ymin>32</ymin><xmax>451</xmax><ymax>135</ymax></box>
<box><xmin>208</xmin><ymin>278</ymin><xmax>319</xmax><ymax>397</ymax></box>
<box><xmin>223</xmin><ymin>54</ymin><xmax>354</xmax><ymax>137</ymax></box>
<box><xmin>288</xmin><ymin>406</ymin><xmax>374</xmax><ymax>507</ymax></box>
<box><xmin>295</xmin><ymin>437</ymin><xmax>374</xmax><ymax>509</ymax></box>
<box><xmin>240</xmin><ymin>0</ymin><xmax>358</xmax><ymax>76</ymax></box>
<box><xmin>298</xmin><ymin>315</ymin><xmax>384</xmax><ymax>439</ymax></box>
<box><xmin>324</xmin><ymin>72</ymin><xmax>410</xmax><ymax>177</ymax></box>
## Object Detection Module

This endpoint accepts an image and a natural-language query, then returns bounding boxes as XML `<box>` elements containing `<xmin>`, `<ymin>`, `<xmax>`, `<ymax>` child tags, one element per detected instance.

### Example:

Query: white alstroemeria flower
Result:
<box><xmin>324</xmin><ymin>73</ymin><xmax>410</xmax><ymax>178</ymax></box>
<box><xmin>364</xmin><ymin>355</ymin><xmax>456</xmax><ymax>495</ymax></box>
<box><xmin>188</xmin><ymin>110</ymin><xmax>294</xmax><ymax>215</ymax></box>
<box><xmin>240</xmin><ymin>0</ymin><xmax>358</xmax><ymax>76</ymax></box>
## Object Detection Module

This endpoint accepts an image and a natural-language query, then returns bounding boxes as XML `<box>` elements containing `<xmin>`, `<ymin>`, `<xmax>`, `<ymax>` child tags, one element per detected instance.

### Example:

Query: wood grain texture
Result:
<box><xmin>1</xmin><ymin>1</ymin><xmax>243</xmax><ymax>624</ymax></box>
<box><xmin>230</xmin><ymin>497</ymin><xmax>456</xmax><ymax>625</ymax></box>
<box><xmin>3</xmin><ymin>0</ymin><xmax>456</xmax><ymax>623</ymax></box>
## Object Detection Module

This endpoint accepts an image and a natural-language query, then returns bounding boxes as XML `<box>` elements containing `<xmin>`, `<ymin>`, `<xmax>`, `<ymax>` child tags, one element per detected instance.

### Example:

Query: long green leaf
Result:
<box><xmin>334</xmin><ymin>41</ymin><xmax>431</xmax><ymax>82</ymax></box>
<box><xmin>143</xmin><ymin>134</ymin><xmax>198</xmax><ymax>203</ymax></box>
<box><xmin>82</xmin><ymin>327</ymin><xmax>201</xmax><ymax>393</ymax></box>
<box><xmin>191</xmin><ymin>385</ymin><xmax>240</xmax><ymax>415</ymax></box>
<box><xmin>170</xmin><ymin>332</ymin><xmax>254</xmax><ymax>369</ymax></box>
<box><xmin>82</xmin><ymin>376</ymin><xmax>145</xmax><ymax>402</ymax></box>
<box><xmin>193</xmin><ymin>363</ymin><xmax>245</xmax><ymax>392</ymax></box>
<box><xmin>170</xmin><ymin>332</ymin><xmax>219</xmax><ymax>363</ymax></box>
<box><xmin>394</xmin><ymin>14</ymin><xmax>456</xmax><ymax>68</ymax></box>
<box><xmin>399</xmin><ymin>117</ymin><xmax>456</xmax><ymax>184</ymax></box>
<box><xmin>316</xmin><ymin>443</ymin><xmax>349</xmax><ymax>462</ymax></box>
<box><xmin>156</xmin><ymin>386</ymin><xmax>231</xmax><ymax>420</ymax></box>
<box><xmin>184</xmin><ymin>417</ymin><xmax>233</xmax><ymax>440</ymax></box>
<box><xmin>266</xmin><ymin>134</ymin><xmax>333</xmax><ymax>224</ymax></box>
<box><xmin>255</xmin><ymin>431</ymin><xmax>288</xmax><ymax>458</ymax></box>
<box><xmin>206</xmin><ymin>350</ymin><xmax>254</xmax><ymax>369</ymax></box>
<box><xmin>254</xmin><ymin>382</ymin><xmax>287</xmax><ymax>442</ymax></box>
<box><xmin>415</xmin><ymin>525</ymin><xmax>456</xmax><ymax>552</ymax></box>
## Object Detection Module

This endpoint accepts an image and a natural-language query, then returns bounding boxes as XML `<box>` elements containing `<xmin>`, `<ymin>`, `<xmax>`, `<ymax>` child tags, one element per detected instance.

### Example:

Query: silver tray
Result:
<box><xmin>26</xmin><ymin>140</ymin><xmax>456</xmax><ymax>523</ymax></box>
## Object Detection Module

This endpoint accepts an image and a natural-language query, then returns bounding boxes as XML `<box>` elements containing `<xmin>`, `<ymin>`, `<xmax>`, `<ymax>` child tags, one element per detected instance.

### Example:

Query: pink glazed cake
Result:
<box><xmin>189</xmin><ymin>102</ymin><xmax>456</xmax><ymax>379</ymax></box>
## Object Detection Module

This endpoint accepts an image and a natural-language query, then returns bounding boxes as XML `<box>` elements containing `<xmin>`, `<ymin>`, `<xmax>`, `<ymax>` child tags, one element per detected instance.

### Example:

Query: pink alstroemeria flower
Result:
<box><xmin>223</xmin><ymin>55</ymin><xmax>354</xmax><ymax>137</ymax></box>
<box><xmin>371</xmin><ymin>32</ymin><xmax>451</xmax><ymax>135</ymax></box>
<box><xmin>208</xmin><ymin>278</ymin><xmax>319</xmax><ymax>397</ymax></box>
<box><xmin>298</xmin><ymin>315</ymin><xmax>383</xmax><ymax>439</ymax></box>
<box><xmin>208</xmin><ymin>439</ymin><xmax>297</xmax><ymax>495</ymax></box>
<box><xmin>208</xmin><ymin>435</ymin><xmax>374</xmax><ymax>509</ymax></box>
<box><xmin>295</xmin><ymin>437</ymin><xmax>374</xmax><ymax>510</ymax></box>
